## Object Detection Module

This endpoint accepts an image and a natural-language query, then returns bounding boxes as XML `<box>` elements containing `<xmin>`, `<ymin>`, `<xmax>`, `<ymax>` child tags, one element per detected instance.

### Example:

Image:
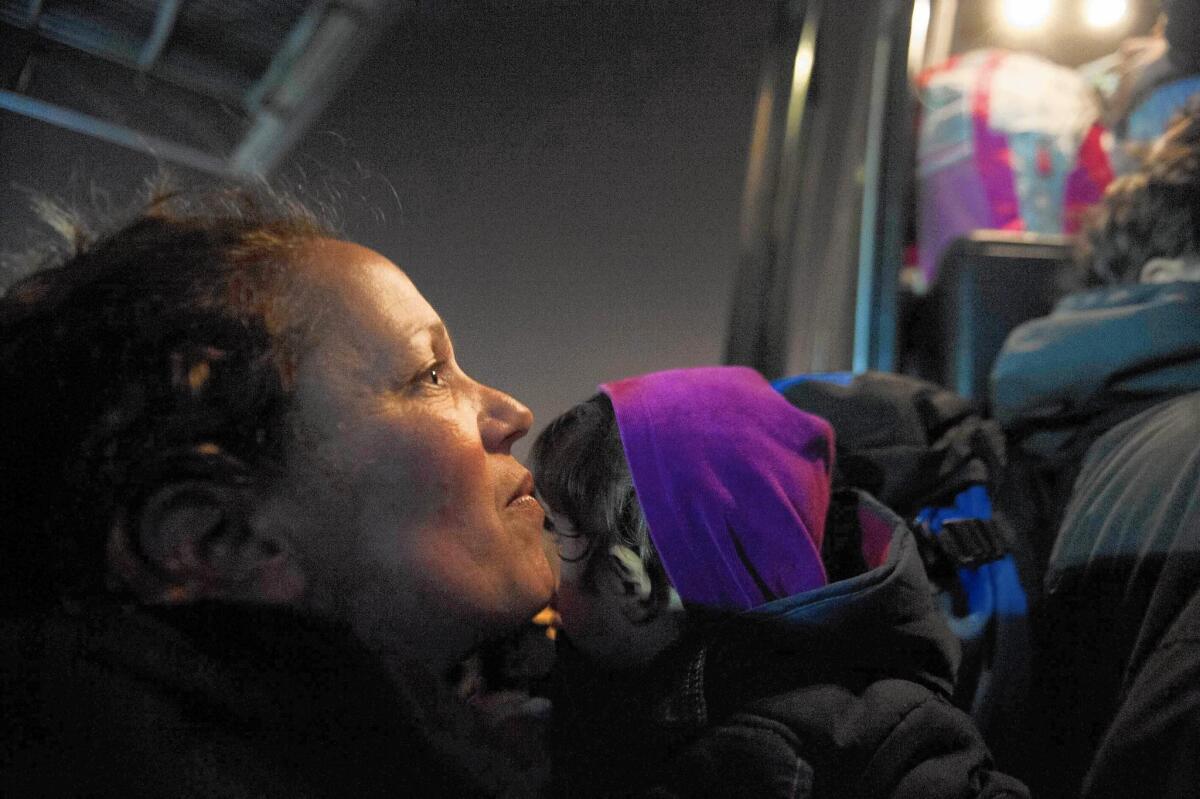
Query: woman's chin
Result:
<box><xmin>501</xmin><ymin>559</ymin><xmax>557</xmax><ymax>627</ymax></box>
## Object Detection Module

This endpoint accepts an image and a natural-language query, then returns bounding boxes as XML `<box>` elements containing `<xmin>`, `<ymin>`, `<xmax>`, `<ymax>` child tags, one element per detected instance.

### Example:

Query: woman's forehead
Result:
<box><xmin>302</xmin><ymin>238</ymin><xmax>441</xmax><ymax>331</ymax></box>
<box><xmin>287</xmin><ymin>239</ymin><xmax>447</xmax><ymax>392</ymax></box>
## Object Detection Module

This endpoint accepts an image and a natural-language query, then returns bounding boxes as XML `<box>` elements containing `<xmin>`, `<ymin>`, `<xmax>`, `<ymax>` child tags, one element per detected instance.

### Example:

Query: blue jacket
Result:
<box><xmin>989</xmin><ymin>281</ymin><xmax>1200</xmax><ymax>592</ymax></box>
<box><xmin>991</xmin><ymin>280</ymin><xmax>1200</xmax><ymax>444</ymax></box>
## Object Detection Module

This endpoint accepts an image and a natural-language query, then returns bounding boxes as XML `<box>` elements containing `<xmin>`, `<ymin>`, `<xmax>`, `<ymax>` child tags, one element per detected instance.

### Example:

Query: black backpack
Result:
<box><xmin>775</xmin><ymin>371</ymin><xmax>1029</xmax><ymax>765</ymax></box>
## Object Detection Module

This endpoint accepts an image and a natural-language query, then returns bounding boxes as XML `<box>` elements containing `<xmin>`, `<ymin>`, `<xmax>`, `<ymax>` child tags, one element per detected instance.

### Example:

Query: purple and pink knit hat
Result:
<box><xmin>600</xmin><ymin>366</ymin><xmax>834</xmax><ymax>611</ymax></box>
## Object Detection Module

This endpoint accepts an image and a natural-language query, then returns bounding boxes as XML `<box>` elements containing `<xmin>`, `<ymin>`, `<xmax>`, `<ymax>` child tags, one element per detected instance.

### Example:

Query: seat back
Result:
<box><xmin>926</xmin><ymin>231</ymin><xmax>1073</xmax><ymax>404</ymax></box>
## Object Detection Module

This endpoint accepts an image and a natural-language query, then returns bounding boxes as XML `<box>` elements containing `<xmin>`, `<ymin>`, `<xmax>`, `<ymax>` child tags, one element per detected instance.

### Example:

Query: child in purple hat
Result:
<box><xmin>531</xmin><ymin>366</ymin><xmax>1026</xmax><ymax>798</ymax></box>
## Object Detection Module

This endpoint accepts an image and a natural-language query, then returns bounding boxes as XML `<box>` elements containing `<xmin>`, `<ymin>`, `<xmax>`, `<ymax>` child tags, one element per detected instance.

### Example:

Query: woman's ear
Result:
<box><xmin>108</xmin><ymin>478</ymin><xmax>306</xmax><ymax>605</ymax></box>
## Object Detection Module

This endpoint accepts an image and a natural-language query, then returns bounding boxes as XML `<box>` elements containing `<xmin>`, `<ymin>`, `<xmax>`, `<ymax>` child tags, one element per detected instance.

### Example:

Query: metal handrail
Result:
<box><xmin>723</xmin><ymin>0</ymin><xmax>821</xmax><ymax>377</ymax></box>
<box><xmin>138</xmin><ymin>0</ymin><xmax>183</xmax><ymax>71</ymax></box>
<box><xmin>854</xmin><ymin>0</ymin><xmax>915</xmax><ymax>374</ymax></box>
<box><xmin>0</xmin><ymin>88</ymin><xmax>231</xmax><ymax>175</ymax></box>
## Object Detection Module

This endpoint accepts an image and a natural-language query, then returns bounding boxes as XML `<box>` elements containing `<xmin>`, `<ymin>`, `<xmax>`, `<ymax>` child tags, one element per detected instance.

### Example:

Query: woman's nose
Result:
<box><xmin>478</xmin><ymin>382</ymin><xmax>533</xmax><ymax>454</ymax></box>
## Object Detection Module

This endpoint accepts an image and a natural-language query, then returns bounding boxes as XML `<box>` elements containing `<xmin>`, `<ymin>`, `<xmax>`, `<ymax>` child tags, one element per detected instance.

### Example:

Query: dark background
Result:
<box><xmin>0</xmin><ymin>2</ymin><xmax>773</xmax><ymax>459</ymax></box>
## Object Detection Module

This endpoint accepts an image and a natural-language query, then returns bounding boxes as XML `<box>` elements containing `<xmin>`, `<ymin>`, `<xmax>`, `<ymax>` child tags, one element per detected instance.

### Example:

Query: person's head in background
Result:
<box><xmin>0</xmin><ymin>183</ymin><xmax>555</xmax><ymax>672</ymax></box>
<box><xmin>1078</xmin><ymin>96</ymin><xmax>1200</xmax><ymax>288</ymax></box>
<box><xmin>530</xmin><ymin>366</ymin><xmax>833</xmax><ymax>667</ymax></box>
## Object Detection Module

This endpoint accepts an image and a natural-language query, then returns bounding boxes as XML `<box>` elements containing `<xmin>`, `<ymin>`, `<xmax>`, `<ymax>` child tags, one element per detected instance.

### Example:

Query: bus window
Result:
<box><xmin>725</xmin><ymin>0</ymin><xmax>1193</xmax><ymax>403</ymax></box>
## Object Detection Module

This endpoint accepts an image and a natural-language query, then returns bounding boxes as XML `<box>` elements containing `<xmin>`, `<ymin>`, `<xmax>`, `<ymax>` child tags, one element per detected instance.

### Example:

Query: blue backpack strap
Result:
<box><xmin>772</xmin><ymin>373</ymin><xmax>1028</xmax><ymax>628</ymax></box>
<box><xmin>771</xmin><ymin>372</ymin><xmax>856</xmax><ymax>392</ymax></box>
<box><xmin>916</xmin><ymin>485</ymin><xmax>1030</xmax><ymax>747</ymax></box>
<box><xmin>915</xmin><ymin>486</ymin><xmax>1028</xmax><ymax>640</ymax></box>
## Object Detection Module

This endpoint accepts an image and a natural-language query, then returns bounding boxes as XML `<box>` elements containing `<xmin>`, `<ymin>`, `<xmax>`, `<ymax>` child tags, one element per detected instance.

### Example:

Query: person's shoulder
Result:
<box><xmin>1087</xmin><ymin>389</ymin><xmax>1200</xmax><ymax>461</ymax></box>
<box><xmin>1059</xmin><ymin>389</ymin><xmax>1200</xmax><ymax>506</ymax></box>
<box><xmin>1063</xmin><ymin>389</ymin><xmax>1200</xmax><ymax>538</ymax></box>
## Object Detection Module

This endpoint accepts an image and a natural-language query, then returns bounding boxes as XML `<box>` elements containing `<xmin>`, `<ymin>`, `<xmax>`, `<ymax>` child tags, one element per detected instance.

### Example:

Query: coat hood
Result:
<box><xmin>990</xmin><ymin>281</ymin><xmax>1200</xmax><ymax>453</ymax></box>
<box><xmin>708</xmin><ymin>491</ymin><xmax>961</xmax><ymax>700</ymax></box>
<box><xmin>546</xmin><ymin>492</ymin><xmax>972</xmax><ymax>799</ymax></box>
<box><xmin>551</xmin><ymin>491</ymin><xmax>961</xmax><ymax>742</ymax></box>
<box><xmin>601</xmin><ymin>366</ymin><xmax>834</xmax><ymax>610</ymax></box>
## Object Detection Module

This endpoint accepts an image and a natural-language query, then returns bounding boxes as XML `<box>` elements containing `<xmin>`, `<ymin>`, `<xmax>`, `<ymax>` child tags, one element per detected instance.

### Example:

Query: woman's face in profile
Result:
<box><xmin>279</xmin><ymin>239</ymin><xmax>556</xmax><ymax>661</ymax></box>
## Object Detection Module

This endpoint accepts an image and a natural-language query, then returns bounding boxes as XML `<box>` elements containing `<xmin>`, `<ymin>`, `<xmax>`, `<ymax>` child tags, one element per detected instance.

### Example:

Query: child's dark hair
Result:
<box><xmin>530</xmin><ymin>394</ymin><xmax>670</xmax><ymax>601</ymax></box>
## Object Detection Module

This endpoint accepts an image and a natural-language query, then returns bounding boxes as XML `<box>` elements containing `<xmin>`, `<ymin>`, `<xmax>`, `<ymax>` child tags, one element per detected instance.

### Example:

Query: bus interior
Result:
<box><xmin>0</xmin><ymin>0</ymin><xmax>1193</xmax><ymax>794</ymax></box>
<box><xmin>725</xmin><ymin>0</ymin><xmax>1164</xmax><ymax>404</ymax></box>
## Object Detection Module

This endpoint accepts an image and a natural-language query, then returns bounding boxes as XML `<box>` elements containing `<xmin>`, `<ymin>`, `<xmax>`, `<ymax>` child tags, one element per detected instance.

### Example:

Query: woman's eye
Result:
<box><xmin>402</xmin><ymin>363</ymin><xmax>446</xmax><ymax>394</ymax></box>
<box><xmin>417</xmin><ymin>363</ymin><xmax>445</xmax><ymax>388</ymax></box>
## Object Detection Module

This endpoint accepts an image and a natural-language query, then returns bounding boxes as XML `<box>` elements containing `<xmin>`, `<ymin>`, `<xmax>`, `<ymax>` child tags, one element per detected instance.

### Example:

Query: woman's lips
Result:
<box><xmin>507</xmin><ymin>471</ymin><xmax>536</xmax><ymax>506</ymax></box>
<box><xmin>507</xmin><ymin>494</ymin><xmax>543</xmax><ymax>512</ymax></box>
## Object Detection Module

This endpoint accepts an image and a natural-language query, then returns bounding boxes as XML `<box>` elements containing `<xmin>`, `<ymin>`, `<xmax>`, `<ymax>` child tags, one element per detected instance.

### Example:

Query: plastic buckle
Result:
<box><xmin>914</xmin><ymin>518</ymin><xmax>1007</xmax><ymax>583</ymax></box>
<box><xmin>938</xmin><ymin>518</ymin><xmax>1007</xmax><ymax>569</ymax></box>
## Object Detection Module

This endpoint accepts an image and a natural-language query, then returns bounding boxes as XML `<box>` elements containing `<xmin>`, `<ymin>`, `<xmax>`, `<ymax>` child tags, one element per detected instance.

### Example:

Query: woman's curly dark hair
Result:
<box><xmin>1078</xmin><ymin>98</ymin><xmax>1200</xmax><ymax>288</ymax></box>
<box><xmin>0</xmin><ymin>182</ymin><xmax>332</xmax><ymax>611</ymax></box>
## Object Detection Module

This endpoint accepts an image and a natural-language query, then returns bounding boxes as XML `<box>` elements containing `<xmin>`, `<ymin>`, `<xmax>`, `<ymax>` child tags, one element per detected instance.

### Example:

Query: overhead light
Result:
<box><xmin>1001</xmin><ymin>0</ymin><xmax>1053</xmax><ymax>30</ymax></box>
<box><xmin>1084</xmin><ymin>0</ymin><xmax>1129</xmax><ymax>29</ymax></box>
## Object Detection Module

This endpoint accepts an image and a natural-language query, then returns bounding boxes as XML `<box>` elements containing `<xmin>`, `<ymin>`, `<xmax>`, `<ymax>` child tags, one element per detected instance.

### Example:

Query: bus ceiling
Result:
<box><xmin>0</xmin><ymin>1</ymin><xmax>409</xmax><ymax>178</ymax></box>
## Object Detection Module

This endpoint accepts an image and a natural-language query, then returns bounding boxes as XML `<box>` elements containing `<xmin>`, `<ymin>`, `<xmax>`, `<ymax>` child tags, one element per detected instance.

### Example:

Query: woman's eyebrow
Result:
<box><xmin>428</xmin><ymin>321</ymin><xmax>453</xmax><ymax>351</ymax></box>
